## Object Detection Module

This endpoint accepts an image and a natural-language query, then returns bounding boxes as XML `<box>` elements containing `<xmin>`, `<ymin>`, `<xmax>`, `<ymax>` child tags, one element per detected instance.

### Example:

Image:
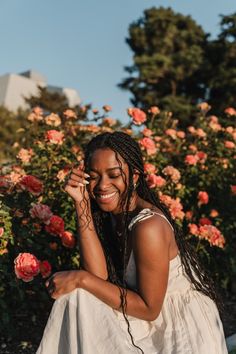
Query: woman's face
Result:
<box><xmin>87</xmin><ymin>148</ymin><xmax>130</xmax><ymax>214</ymax></box>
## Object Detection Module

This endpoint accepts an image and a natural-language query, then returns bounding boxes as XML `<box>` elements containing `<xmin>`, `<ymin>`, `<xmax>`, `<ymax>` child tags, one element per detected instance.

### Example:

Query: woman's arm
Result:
<box><xmin>75</xmin><ymin>200</ymin><xmax>108</xmax><ymax>280</ymax></box>
<box><xmin>50</xmin><ymin>215</ymin><xmax>172</xmax><ymax>321</ymax></box>
<box><xmin>65</xmin><ymin>165</ymin><xmax>108</xmax><ymax>279</ymax></box>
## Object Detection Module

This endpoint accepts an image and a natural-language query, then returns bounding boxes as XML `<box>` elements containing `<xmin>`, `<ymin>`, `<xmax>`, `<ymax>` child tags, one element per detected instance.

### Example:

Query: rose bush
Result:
<box><xmin>0</xmin><ymin>103</ymin><xmax>235</xmax><ymax>334</ymax></box>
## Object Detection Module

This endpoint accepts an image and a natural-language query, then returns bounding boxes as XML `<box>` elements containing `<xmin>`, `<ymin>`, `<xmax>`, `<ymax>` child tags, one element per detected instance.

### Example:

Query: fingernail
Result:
<box><xmin>83</xmin><ymin>180</ymin><xmax>90</xmax><ymax>185</ymax></box>
<box><xmin>84</xmin><ymin>173</ymin><xmax>90</xmax><ymax>178</ymax></box>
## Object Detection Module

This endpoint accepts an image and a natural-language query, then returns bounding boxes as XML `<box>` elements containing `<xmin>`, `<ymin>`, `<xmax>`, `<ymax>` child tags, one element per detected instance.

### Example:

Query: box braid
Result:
<box><xmin>83</xmin><ymin>131</ymin><xmax>222</xmax><ymax>353</ymax></box>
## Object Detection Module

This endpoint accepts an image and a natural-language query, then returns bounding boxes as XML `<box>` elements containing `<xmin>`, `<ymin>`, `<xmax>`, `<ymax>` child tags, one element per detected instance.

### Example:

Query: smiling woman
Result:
<box><xmin>37</xmin><ymin>131</ymin><xmax>227</xmax><ymax>354</ymax></box>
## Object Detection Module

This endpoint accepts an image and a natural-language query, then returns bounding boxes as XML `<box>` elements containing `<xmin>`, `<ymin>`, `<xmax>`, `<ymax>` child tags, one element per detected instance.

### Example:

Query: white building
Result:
<box><xmin>0</xmin><ymin>70</ymin><xmax>81</xmax><ymax>112</ymax></box>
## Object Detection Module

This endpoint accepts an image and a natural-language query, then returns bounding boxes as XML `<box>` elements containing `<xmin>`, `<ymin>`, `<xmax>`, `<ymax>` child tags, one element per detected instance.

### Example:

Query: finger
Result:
<box><xmin>71</xmin><ymin>169</ymin><xmax>90</xmax><ymax>180</ymax></box>
<box><xmin>66</xmin><ymin>180</ymin><xmax>87</xmax><ymax>188</ymax></box>
<box><xmin>70</xmin><ymin>173</ymin><xmax>89</xmax><ymax>184</ymax></box>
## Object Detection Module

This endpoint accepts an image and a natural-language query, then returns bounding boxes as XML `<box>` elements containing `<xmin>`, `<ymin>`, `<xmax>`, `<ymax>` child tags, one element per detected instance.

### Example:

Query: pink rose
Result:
<box><xmin>29</xmin><ymin>204</ymin><xmax>53</xmax><ymax>225</ymax></box>
<box><xmin>198</xmin><ymin>225</ymin><xmax>225</xmax><ymax>248</ymax></box>
<box><xmin>45</xmin><ymin>113</ymin><xmax>61</xmax><ymax>127</ymax></box>
<box><xmin>0</xmin><ymin>227</ymin><xmax>4</xmax><ymax>237</ymax></box>
<box><xmin>188</xmin><ymin>126</ymin><xmax>196</xmax><ymax>134</ymax></box>
<box><xmin>139</xmin><ymin>137</ymin><xmax>157</xmax><ymax>155</ymax></box>
<box><xmin>176</xmin><ymin>131</ymin><xmax>185</xmax><ymax>139</ymax></box>
<box><xmin>185</xmin><ymin>155</ymin><xmax>199</xmax><ymax>165</ymax></box>
<box><xmin>198</xmin><ymin>191</ymin><xmax>209</xmax><ymax>205</ymax></box>
<box><xmin>146</xmin><ymin>174</ymin><xmax>166</xmax><ymax>188</ymax></box>
<box><xmin>128</xmin><ymin>108</ymin><xmax>147</xmax><ymax>125</ymax></box>
<box><xmin>142</xmin><ymin>128</ymin><xmax>153</xmax><ymax>137</ymax></box>
<box><xmin>17</xmin><ymin>148</ymin><xmax>33</xmax><ymax>163</ymax></box>
<box><xmin>148</xmin><ymin>106</ymin><xmax>160</xmax><ymax>115</ymax></box>
<box><xmin>14</xmin><ymin>253</ymin><xmax>40</xmax><ymax>282</ymax></box>
<box><xmin>185</xmin><ymin>211</ymin><xmax>193</xmax><ymax>220</ymax></box>
<box><xmin>40</xmin><ymin>260</ymin><xmax>52</xmax><ymax>278</ymax></box>
<box><xmin>63</xmin><ymin>109</ymin><xmax>77</xmax><ymax>119</ymax></box>
<box><xmin>224</xmin><ymin>140</ymin><xmax>235</xmax><ymax>149</ymax></box>
<box><xmin>188</xmin><ymin>223</ymin><xmax>199</xmax><ymax>235</ymax></box>
<box><xmin>162</xmin><ymin>166</ymin><xmax>181</xmax><ymax>183</ymax></box>
<box><xmin>159</xmin><ymin>195</ymin><xmax>184</xmax><ymax>220</ymax></box>
<box><xmin>165</xmin><ymin>129</ymin><xmax>176</xmax><ymax>139</ymax></box>
<box><xmin>224</xmin><ymin>107</ymin><xmax>236</xmax><ymax>116</ymax></box>
<box><xmin>45</xmin><ymin>130</ymin><xmax>64</xmax><ymax>145</ymax></box>
<box><xmin>144</xmin><ymin>163</ymin><xmax>157</xmax><ymax>174</ymax></box>
<box><xmin>196</xmin><ymin>128</ymin><xmax>207</xmax><ymax>138</ymax></box>
<box><xmin>45</xmin><ymin>215</ymin><xmax>65</xmax><ymax>236</ymax></box>
<box><xmin>61</xmin><ymin>231</ymin><xmax>76</xmax><ymax>248</ymax></box>
<box><xmin>198</xmin><ymin>102</ymin><xmax>211</xmax><ymax>112</ymax></box>
<box><xmin>19</xmin><ymin>175</ymin><xmax>43</xmax><ymax>195</ymax></box>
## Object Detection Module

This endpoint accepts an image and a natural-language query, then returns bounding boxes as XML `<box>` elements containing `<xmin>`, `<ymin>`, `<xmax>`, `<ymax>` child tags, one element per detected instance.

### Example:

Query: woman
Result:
<box><xmin>37</xmin><ymin>131</ymin><xmax>227</xmax><ymax>354</ymax></box>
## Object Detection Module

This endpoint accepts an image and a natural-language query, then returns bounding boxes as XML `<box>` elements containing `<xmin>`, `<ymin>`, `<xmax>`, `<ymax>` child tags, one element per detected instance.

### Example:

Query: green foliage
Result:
<box><xmin>0</xmin><ymin>103</ymin><xmax>235</xmax><ymax>335</ymax></box>
<box><xmin>0</xmin><ymin>106</ymin><xmax>30</xmax><ymax>163</ymax></box>
<box><xmin>120</xmin><ymin>7</ymin><xmax>236</xmax><ymax>121</ymax></box>
<box><xmin>25</xmin><ymin>86</ymin><xmax>75</xmax><ymax>115</ymax></box>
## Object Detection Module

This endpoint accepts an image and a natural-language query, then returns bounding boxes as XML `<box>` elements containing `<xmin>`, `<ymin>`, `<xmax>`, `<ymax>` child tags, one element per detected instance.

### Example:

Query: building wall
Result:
<box><xmin>0</xmin><ymin>71</ymin><xmax>80</xmax><ymax>112</ymax></box>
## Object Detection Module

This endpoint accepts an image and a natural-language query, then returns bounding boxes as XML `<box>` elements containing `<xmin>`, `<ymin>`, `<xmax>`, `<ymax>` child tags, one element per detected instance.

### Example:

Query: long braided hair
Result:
<box><xmin>83</xmin><ymin>131</ymin><xmax>221</xmax><ymax>353</ymax></box>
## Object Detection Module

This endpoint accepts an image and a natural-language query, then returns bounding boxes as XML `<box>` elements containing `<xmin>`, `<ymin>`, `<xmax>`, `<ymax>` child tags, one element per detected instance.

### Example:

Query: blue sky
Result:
<box><xmin>0</xmin><ymin>0</ymin><xmax>235</xmax><ymax>122</ymax></box>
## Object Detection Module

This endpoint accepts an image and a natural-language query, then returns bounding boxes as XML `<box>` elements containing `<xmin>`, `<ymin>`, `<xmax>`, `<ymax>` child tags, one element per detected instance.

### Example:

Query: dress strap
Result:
<box><xmin>128</xmin><ymin>208</ymin><xmax>174</xmax><ymax>232</ymax></box>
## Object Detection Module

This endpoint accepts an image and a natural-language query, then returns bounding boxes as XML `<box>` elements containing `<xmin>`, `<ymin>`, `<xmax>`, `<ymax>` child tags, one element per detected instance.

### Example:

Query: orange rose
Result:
<box><xmin>128</xmin><ymin>108</ymin><xmax>147</xmax><ymax>125</ymax></box>
<box><xmin>61</xmin><ymin>231</ymin><xmax>76</xmax><ymax>248</ymax></box>
<box><xmin>198</xmin><ymin>191</ymin><xmax>209</xmax><ymax>205</ymax></box>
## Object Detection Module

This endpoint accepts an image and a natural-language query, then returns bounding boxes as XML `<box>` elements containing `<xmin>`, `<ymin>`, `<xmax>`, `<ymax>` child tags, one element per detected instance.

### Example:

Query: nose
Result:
<box><xmin>95</xmin><ymin>175</ymin><xmax>111</xmax><ymax>191</ymax></box>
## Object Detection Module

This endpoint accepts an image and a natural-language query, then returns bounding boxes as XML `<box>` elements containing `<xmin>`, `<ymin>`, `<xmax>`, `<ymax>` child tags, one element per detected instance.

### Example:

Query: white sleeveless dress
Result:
<box><xmin>36</xmin><ymin>208</ymin><xmax>228</xmax><ymax>354</ymax></box>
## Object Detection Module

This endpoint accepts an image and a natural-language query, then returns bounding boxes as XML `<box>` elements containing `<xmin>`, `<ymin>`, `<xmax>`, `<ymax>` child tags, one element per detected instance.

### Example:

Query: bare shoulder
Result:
<box><xmin>131</xmin><ymin>213</ymin><xmax>173</xmax><ymax>261</ymax></box>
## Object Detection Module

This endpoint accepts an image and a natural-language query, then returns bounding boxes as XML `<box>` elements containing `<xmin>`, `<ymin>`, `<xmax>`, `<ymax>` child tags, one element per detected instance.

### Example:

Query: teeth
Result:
<box><xmin>98</xmin><ymin>192</ymin><xmax>116</xmax><ymax>199</ymax></box>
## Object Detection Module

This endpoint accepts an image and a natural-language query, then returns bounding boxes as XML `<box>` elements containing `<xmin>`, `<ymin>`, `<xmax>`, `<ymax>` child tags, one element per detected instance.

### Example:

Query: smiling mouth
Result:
<box><xmin>95</xmin><ymin>191</ymin><xmax>117</xmax><ymax>203</ymax></box>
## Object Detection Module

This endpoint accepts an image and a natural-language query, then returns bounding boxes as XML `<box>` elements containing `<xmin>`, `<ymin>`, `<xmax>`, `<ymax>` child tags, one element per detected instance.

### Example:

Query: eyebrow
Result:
<box><xmin>90</xmin><ymin>167</ymin><xmax>122</xmax><ymax>173</ymax></box>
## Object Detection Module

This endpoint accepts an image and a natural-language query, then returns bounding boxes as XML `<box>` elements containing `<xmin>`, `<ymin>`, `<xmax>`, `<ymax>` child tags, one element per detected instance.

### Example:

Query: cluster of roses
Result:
<box><xmin>14</xmin><ymin>253</ymin><xmax>51</xmax><ymax>282</ymax></box>
<box><xmin>0</xmin><ymin>172</ymin><xmax>76</xmax><ymax>282</ymax></box>
<box><xmin>188</xmin><ymin>223</ymin><xmax>225</xmax><ymax>248</ymax></box>
<box><xmin>127</xmin><ymin>105</ymin><xmax>236</xmax><ymax>248</ymax></box>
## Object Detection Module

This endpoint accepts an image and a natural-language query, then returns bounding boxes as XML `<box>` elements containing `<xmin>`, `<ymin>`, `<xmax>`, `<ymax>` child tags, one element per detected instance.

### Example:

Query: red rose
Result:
<box><xmin>14</xmin><ymin>253</ymin><xmax>40</xmax><ymax>282</ymax></box>
<box><xmin>199</xmin><ymin>217</ymin><xmax>212</xmax><ymax>226</ymax></box>
<box><xmin>61</xmin><ymin>231</ymin><xmax>76</xmax><ymax>248</ymax></box>
<box><xmin>45</xmin><ymin>215</ymin><xmax>65</xmax><ymax>236</ymax></box>
<box><xmin>19</xmin><ymin>175</ymin><xmax>43</xmax><ymax>195</ymax></box>
<box><xmin>40</xmin><ymin>260</ymin><xmax>52</xmax><ymax>278</ymax></box>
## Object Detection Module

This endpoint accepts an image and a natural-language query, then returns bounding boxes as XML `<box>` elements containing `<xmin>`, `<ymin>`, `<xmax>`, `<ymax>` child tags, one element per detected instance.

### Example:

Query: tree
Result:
<box><xmin>0</xmin><ymin>107</ymin><xmax>30</xmax><ymax>163</ymax></box>
<box><xmin>206</xmin><ymin>13</ymin><xmax>236</xmax><ymax>113</ymax></box>
<box><xmin>119</xmin><ymin>7</ymin><xmax>208</xmax><ymax>121</ymax></box>
<box><xmin>25</xmin><ymin>86</ymin><xmax>71</xmax><ymax>115</ymax></box>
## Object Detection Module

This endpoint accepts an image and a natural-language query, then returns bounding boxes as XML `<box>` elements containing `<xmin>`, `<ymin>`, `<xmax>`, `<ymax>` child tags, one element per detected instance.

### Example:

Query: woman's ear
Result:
<box><xmin>133</xmin><ymin>170</ymin><xmax>140</xmax><ymax>188</ymax></box>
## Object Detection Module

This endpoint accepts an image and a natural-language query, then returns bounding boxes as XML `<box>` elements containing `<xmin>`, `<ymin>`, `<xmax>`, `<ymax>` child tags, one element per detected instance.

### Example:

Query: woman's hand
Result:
<box><xmin>64</xmin><ymin>161</ymin><xmax>90</xmax><ymax>205</ymax></box>
<box><xmin>45</xmin><ymin>270</ymin><xmax>87</xmax><ymax>300</ymax></box>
